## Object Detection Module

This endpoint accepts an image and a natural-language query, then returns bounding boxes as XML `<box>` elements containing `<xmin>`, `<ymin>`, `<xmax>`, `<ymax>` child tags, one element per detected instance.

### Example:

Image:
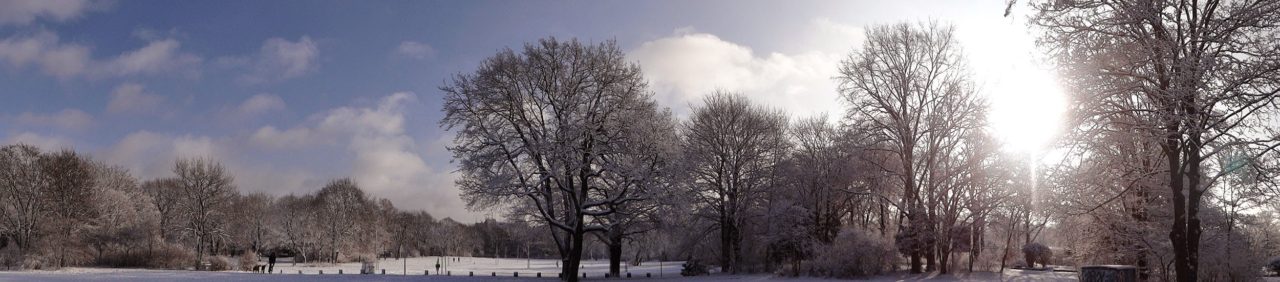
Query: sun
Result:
<box><xmin>957</xmin><ymin>16</ymin><xmax>1068</xmax><ymax>154</ymax></box>
<box><xmin>987</xmin><ymin>65</ymin><xmax>1066</xmax><ymax>154</ymax></box>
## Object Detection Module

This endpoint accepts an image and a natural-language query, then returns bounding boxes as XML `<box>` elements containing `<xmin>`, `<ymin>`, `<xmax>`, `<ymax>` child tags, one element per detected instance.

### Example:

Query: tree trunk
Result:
<box><xmin>608</xmin><ymin>228</ymin><xmax>623</xmax><ymax>278</ymax></box>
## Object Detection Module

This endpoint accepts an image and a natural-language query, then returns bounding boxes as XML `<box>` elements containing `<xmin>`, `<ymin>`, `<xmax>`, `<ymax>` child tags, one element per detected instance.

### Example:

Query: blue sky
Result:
<box><xmin>0</xmin><ymin>0</ymin><xmax>1063</xmax><ymax>221</ymax></box>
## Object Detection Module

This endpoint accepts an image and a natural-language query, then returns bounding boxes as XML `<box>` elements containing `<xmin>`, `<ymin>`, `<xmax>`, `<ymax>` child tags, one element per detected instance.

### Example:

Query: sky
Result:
<box><xmin>0</xmin><ymin>0</ymin><xmax>1065</xmax><ymax>222</ymax></box>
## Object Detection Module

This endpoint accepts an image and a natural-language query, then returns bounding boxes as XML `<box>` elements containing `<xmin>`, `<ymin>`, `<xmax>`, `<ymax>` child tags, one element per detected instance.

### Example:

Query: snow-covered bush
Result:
<box><xmin>1022</xmin><ymin>243</ymin><xmax>1052</xmax><ymax>268</ymax></box>
<box><xmin>812</xmin><ymin>228</ymin><xmax>897</xmax><ymax>278</ymax></box>
<box><xmin>205</xmin><ymin>256</ymin><xmax>232</xmax><ymax>271</ymax></box>
<box><xmin>237</xmin><ymin>251</ymin><xmax>259</xmax><ymax>271</ymax></box>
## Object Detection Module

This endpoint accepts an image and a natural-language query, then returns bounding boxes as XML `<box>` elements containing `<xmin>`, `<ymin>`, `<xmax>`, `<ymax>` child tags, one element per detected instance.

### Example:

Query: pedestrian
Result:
<box><xmin>268</xmin><ymin>252</ymin><xmax>277</xmax><ymax>274</ymax></box>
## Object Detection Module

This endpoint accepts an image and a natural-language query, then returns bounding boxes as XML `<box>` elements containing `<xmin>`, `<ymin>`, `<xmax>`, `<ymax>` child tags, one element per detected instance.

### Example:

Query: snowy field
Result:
<box><xmin>0</xmin><ymin>256</ymin><xmax>1095</xmax><ymax>281</ymax></box>
<box><xmin>272</xmin><ymin>256</ymin><xmax>684</xmax><ymax>278</ymax></box>
<box><xmin>0</xmin><ymin>268</ymin><xmax>1083</xmax><ymax>281</ymax></box>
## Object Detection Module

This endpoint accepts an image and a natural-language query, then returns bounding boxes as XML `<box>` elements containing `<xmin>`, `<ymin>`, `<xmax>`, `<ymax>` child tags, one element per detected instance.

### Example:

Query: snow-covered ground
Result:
<box><xmin>272</xmin><ymin>256</ymin><xmax>684</xmax><ymax>278</ymax></box>
<box><xmin>0</xmin><ymin>257</ymin><xmax>1087</xmax><ymax>281</ymax></box>
<box><xmin>0</xmin><ymin>267</ymin><xmax>1082</xmax><ymax>282</ymax></box>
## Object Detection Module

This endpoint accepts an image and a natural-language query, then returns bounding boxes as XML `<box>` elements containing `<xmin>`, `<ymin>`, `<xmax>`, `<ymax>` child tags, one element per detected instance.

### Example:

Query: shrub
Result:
<box><xmin>238</xmin><ymin>251</ymin><xmax>259</xmax><ymax>271</ymax></box>
<box><xmin>680</xmin><ymin>258</ymin><xmax>709</xmax><ymax>276</ymax></box>
<box><xmin>0</xmin><ymin>242</ymin><xmax>20</xmax><ymax>270</ymax></box>
<box><xmin>813</xmin><ymin>228</ymin><xmax>897</xmax><ymax>278</ymax></box>
<box><xmin>205</xmin><ymin>256</ymin><xmax>232</xmax><ymax>271</ymax></box>
<box><xmin>1269</xmin><ymin>257</ymin><xmax>1280</xmax><ymax>276</ymax></box>
<box><xmin>1021</xmin><ymin>243</ymin><xmax>1053</xmax><ymax>268</ymax></box>
<box><xmin>147</xmin><ymin>243</ymin><xmax>196</xmax><ymax>269</ymax></box>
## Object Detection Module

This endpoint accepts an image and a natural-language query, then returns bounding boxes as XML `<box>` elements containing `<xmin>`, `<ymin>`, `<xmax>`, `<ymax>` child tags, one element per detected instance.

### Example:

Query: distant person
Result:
<box><xmin>268</xmin><ymin>252</ymin><xmax>277</xmax><ymax>274</ymax></box>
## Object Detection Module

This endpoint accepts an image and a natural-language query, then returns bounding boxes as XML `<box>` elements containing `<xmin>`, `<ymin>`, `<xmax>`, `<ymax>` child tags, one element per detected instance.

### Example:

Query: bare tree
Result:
<box><xmin>683</xmin><ymin>91</ymin><xmax>790</xmax><ymax>274</ymax></box>
<box><xmin>441</xmin><ymin>37</ymin><xmax>654</xmax><ymax>281</ymax></box>
<box><xmin>141</xmin><ymin>178</ymin><xmax>182</xmax><ymax>246</ymax></box>
<box><xmin>837</xmin><ymin>22</ymin><xmax>986</xmax><ymax>273</ymax></box>
<box><xmin>0</xmin><ymin>144</ymin><xmax>48</xmax><ymax>261</ymax></box>
<box><xmin>592</xmin><ymin>105</ymin><xmax>681</xmax><ymax>277</ymax></box>
<box><xmin>1032</xmin><ymin>0</ymin><xmax>1280</xmax><ymax>280</ymax></box>
<box><xmin>315</xmin><ymin>178</ymin><xmax>373</xmax><ymax>262</ymax></box>
<box><xmin>40</xmin><ymin>150</ymin><xmax>98</xmax><ymax>268</ymax></box>
<box><xmin>173</xmin><ymin>158</ymin><xmax>235</xmax><ymax>270</ymax></box>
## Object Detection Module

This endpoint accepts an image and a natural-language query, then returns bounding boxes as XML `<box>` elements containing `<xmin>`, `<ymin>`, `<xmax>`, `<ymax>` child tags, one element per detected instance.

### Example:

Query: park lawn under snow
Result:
<box><xmin>271</xmin><ymin>256</ymin><xmax>685</xmax><ymax>278</ymax></box>
<box><xmin>0</xmin><ymin>267</ymin><xmax>1081</xmax><ymax>282</ymax></box>
<box><xmin>0</xmin><ymin>257</ymin><xmax>1086</xmax><ymax>281</ymax></box>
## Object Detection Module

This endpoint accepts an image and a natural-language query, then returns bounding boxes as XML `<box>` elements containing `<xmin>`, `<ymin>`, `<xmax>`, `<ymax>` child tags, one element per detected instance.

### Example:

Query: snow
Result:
<box><xmin>0</xmin><ymin>257</ymin><xmax>1080</xmax><ymax>281</ymax></box>
<box><xmin>271</xmin><ymin>256</ymin><xmax>684</xmax><ymax>278</ymax></box>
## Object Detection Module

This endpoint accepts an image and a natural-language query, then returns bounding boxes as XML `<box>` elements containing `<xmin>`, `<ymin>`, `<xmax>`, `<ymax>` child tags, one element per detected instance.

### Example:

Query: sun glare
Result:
<box><xmin>961</xmin><ymin>18</ymin><xmax>1068</xmax><ymax>154</ymax></box>
<box><xmin>988</xmin><ymin>65</ymin><xmax>1066</xmax><ymax>153</ymax></box>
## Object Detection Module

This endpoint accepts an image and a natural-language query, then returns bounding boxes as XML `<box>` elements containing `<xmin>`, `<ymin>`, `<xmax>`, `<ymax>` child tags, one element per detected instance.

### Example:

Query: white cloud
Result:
<box><xmin>99</xmin><ymin>39</ymin><xmax>202</xmax><ymax>77</ymax></box>
<box><xmin>629</xmin><ymin>31</ymin><xmax>845</xmax><ymax>120</ymax></box>
<box><xmin>238</xmin><ymin>36</ymin><xmax>319</xmax><ymax>83</ymax></box>
<box><xmin>395</xmin><ymin>41</ymin><xmax>436</xmax><ymax>60</ymax></box>
<box><xmin>100</xmin><ymin>131</ymin><xmax>204</xmax><ymax>179</ymax></box>
<box><xmin>249</xmin><ymin>126</ymin><xmax>315</xmax><ymax>149</ymax></box>
<box><xmin>237</xmin><ymin>93</ymin><xmax>286</xmax><ymax>115</ymax></box>
<box><xmin>3</xmin><ymin>132</ymin><xmax>75</xmax><ymax>150</ymax></box>
<box><xmin>14</xmin><ymin>108</ymin><xmax>93</xmax><ymax>130</ymax></box>
<box><xmin>0</xmin><ymin>31</ymin><xmax>201</xmax><ymax>79</ymax></box>
<box><xmin>0</xmin><ymin>0</ymin><xmax>95</xmax><ymax>26</ymax></box>
<box><xmin>0</xmin><ymin>31</ymin><xmax>90</xmax><ymax>79</ymax></box>
<box><xmin>248</xmin><ymin>92</ymin><xmax>473</xmax><ymax>220</ymax></box>
<box><xmin>107</xmin><ymin>83</ymin><xmax>164</xmax><ymax>114</ymax></box>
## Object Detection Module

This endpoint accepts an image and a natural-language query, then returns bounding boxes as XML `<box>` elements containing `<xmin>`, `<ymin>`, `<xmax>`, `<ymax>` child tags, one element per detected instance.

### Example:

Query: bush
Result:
<box><xmin>205</xmin><ymin>256</ymin><xmax>232</xmax><ymax>271</ymax></box>
<box><xmin>1021</xmin><ymin>243</ymin><xmax>1053</xmax><ymax>268</ymax></box>
<box><xmin>147</xmin><ymin>243</ymin><xmax>196</xmax><ymax>269</ymax></box>
<box><xmin>238</xmin><ymin>251</ymin><xmax>259</xmax><ymax>271</ymax></box>
<box><xmin>1269</xmin><ymin>257</ymin><xmax>1280</xmax><ymax>276</ymax></box>
<box><xmin>813</xmin><ymin>228</ymin><xmax>897</xmax><ymax>278</ymax></box>
<box><xmin>680</xmin><ymin>258</ymin><xmax>709</xmax><ymax>276</ymax></box>
<box><xmin>0</xmin><ymin>242</ymin><xmax>20</xmax><ymax>270</ymax></box>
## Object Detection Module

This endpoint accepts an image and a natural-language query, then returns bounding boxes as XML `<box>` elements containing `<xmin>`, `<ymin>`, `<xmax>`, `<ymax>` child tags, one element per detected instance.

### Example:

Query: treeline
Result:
<box><xmin>0</xmin><ymin>144</ymin><xmax>558</xmax><ymax>270</ymax></box>
<box><xmin>442</xmin><ymin>17</ymin><xmax>1280</xmax><ymax>282</ymax></box>
<box><xmin>439</xmin><ymin>24</ymin><xmax>1024</xmax><ymax>282</ymax></box>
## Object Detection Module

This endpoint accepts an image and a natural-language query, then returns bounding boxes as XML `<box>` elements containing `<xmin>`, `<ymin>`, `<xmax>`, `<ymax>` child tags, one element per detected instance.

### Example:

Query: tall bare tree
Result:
<box><xmin>592</xmin><ymin>106</ymin><xmax>681</xmax><ymax>277</ymax></box>
<box><xmin>141</xmin><ymin>178</ymin><xmax>182</xmax><ymax>246</ymax></box>
<box><xmin>173</xmin><ymin>158</ymin><xmax>235</xmax><ymax>270</ymax></box>
<box><xmin>441</xmin><ymin>37</ymin><xmax>655</xmax><ymax>281</ymax></box>
<box><xmin>1032</xmin><ymin>0</ymin><xmax>1280</xmax><ymax>280</ymax></box>
<box><xmin>837</xmin><ymin>22</ymin><xmax>986</xmax><ymax>273</ymax></box>
<box><xmin>0</xmin><ymin>144</ymin><xmax>48</xmax><ymax>260</ymax></box>
<box><xmin>40</xmin><ymin>150</ymin><xmax>98</xmax><ymax>268</ymax></box>
<box><xmin>683</xmin><ymin>91</ymin><xmax>790</xmax><ymax>274</ymax></box>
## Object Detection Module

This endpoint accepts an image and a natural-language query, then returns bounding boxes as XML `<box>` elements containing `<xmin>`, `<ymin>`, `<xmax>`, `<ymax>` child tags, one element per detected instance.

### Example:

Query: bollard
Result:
<box><xmin>425</xmin><ymin>270</ymin><xmax>429</xmax><ymax>275</ymax></box>
<box><xmin>447</xmin><ymin>271</ymin><xmax>451</xmax><ymax>276</ymax></box>
<box><xmin>338</xmin><ymin>269</ymin><xmax>343</xmax><ymax>275</ymax></box>
<box><xmin>492</xmin><ymin>272</ymin><xmax>496</xmax><ymax>276</ymax></box>
<box><xmin>469</xmin><ymin>271</ymin><xmax>473</xmax><ymax>276</ymax></box>
<box><xmin>627</xmin><ymin>272</ymin><xmax>632</xmax><ymax>278</ymax></box>
<box><xmin>583</xmin><ymin>272</ymin><xmax>587</xmax><ymax>278</ymax></box>
<box><xmin>646</xmin><ymin>273</ymin><xmax>651</xmax><ymax>278</ymax></box>
<box><xmin>319</xmin><ymin>270</ymin><xmax>323</xmax><ymax>275</ymax></box>
<box><xmin>381</xmin><ymin>269</ymin><xmax>385</xmax><ymax>275</ymax></box>
<box><xmin>537</xmin><ymin>272</ymin><xmax>542</xmax><ymax>278</ymax></box>
<box><xmin>515</xmin><ymin>272</ymin><xmax>519</xmax><ymax>277</ymax></box>
<box><xmin>298</xmin><ymin>270</ymin><xmax>302</xmax><ymax>275</ymax></box>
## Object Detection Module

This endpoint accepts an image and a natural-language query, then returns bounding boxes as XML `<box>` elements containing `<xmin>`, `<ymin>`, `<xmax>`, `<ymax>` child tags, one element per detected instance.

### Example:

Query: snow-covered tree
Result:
<box><xmin>837</xmin><ymin>22</ymin><xmax>988</xmax><ymax>273</ymax></box>
<box><xmin>173</xmin><ymin>158</ymin><xmax>235</xmax><ymax>270</ymax></box>
<box><xmin>1032</xmin><ymin>0</ymin><xmax>1280</xmax><ymax>280</ymax></box>
<box><xmin>682</xmin><ymin>91</ymin><xmax>790</xmax><ymax>274</ymax></box>
<box><xmin>441</xmin><ymin>37</ymin><xmax>656</xmax><ymax>281</ymax></box>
